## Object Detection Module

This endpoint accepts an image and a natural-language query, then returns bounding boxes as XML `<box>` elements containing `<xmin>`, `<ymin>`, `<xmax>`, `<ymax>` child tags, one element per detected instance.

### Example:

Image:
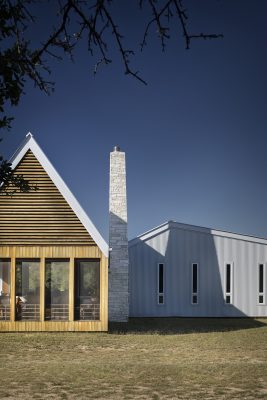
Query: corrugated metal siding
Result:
<box><xmin>129</xmin><ymin>226</ymin><xmax>267</xmax><ymax>317</ymax></box>
<box><xmin>0</xmin><ymin>150</ymin><xmax>95</xmax><ymax>246</ymax></box>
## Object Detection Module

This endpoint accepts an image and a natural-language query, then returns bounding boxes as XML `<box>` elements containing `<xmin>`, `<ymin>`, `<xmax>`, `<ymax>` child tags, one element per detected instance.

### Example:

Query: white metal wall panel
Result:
<box><xmin>129</xmin><ymin>224</ymin><xmax>267</xmax><ymax>317</ymax></box>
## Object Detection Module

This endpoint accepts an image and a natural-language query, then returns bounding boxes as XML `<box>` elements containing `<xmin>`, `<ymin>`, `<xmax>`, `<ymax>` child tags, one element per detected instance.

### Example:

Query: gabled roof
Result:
<box><xmin>9</xmin><ymin>133</ymin><xmax>109</xmax><ymax>257</ymax></box>
<box><xmin>129</xmin><ymin>220</ymin><xmax>267</xmax><ymax>247</ymax></box>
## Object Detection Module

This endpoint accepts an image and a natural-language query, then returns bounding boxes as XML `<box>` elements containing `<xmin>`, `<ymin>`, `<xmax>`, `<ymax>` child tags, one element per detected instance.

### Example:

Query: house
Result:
<box><xmin>0</xmin><ymin>134</ymin><xmax>266</xmax><ymax>331</ymax></box>
<box><xmin>0</xmin><ymin>133</ymin><xmax>109</xmax><ymax>331</ymax></box>
<box><xmin>129</xmin><ymin>221</ymin><xmax>267</xmax><ymax>317</ymax></box>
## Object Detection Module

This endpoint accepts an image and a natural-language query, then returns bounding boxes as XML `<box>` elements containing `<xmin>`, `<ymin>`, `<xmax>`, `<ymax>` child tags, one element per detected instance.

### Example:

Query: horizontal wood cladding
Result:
<box><xmin>0</xmin><ymin>150</ymin><xmax>95</xmax><ymax>246</ymax></box>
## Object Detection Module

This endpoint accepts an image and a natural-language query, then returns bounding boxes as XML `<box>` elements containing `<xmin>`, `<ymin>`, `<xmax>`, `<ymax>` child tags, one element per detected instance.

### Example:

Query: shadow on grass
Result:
<box><xmin>109</xmin><ymin>317</ymin><xmax>267</xmax><ymax>335</ymax></box>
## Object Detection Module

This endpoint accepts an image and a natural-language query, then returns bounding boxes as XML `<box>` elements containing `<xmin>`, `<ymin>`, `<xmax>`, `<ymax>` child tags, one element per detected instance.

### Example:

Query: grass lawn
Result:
<box><xmin>0</xmin><ymin>318</ymin><xmax>266</xmax><ymax>399</ymax></box>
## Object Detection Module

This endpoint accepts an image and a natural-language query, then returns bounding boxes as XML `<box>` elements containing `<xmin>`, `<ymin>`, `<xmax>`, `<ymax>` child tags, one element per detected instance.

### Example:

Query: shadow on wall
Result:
<box><xmin>128</xmin><ymin>224</ymin><xmax>264</xmax><ymax>320</ymax></box>
<box><xmin>109</xmin><ymin>212</ymin><xmax>129</xmax><ymax>321</ymax></box>
<box><xmin>109</xmin><ymin>212</ymin><xmax>128</xmax><ymax>257</ymax></box>
<box><xmin>109</xmin><ymin>317</ymin><xmax>267</xmax><ymax>335</ymax></box>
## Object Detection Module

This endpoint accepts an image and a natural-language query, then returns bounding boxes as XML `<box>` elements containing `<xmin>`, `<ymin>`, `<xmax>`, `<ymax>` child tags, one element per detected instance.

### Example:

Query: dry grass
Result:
<box><xmin>0</xmin><ymin>318</ymin><xmax>266</xmax><ymax>399</ymax></box>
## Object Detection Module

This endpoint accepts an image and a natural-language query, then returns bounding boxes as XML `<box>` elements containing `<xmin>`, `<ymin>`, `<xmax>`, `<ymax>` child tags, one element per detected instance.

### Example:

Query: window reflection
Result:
<box><xmin>74</xmin><ymin>260</ymin><xmax>100</xmax><ymax>320</ymax></box>
<box><xmin>45</xmin><ymin>260</ymin><xmax>69</xmax><ymax>320</ymax></box>
<box><xmin>0</xmin><ymin>259</ymin><xmax>11</xmax><ymax>321</ymax></box>
<box><xmin>15</xmin><ymin>260</ymin><xmax>40</xmax><ymax>321</ymax></box>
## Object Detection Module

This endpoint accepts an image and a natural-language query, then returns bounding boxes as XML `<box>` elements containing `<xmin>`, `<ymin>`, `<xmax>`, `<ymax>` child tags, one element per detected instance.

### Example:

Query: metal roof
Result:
<box><xmin>129</xmin><ymin>220</ymin><xmax>267</xmax><ymax>247</ymax></box>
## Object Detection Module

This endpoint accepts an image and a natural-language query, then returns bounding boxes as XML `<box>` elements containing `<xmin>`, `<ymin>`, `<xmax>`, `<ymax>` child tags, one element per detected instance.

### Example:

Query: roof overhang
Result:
<box><xmin>129</xmin><ymin>220</ymin><xmax>267</xmax><ymax>247</ymax></box>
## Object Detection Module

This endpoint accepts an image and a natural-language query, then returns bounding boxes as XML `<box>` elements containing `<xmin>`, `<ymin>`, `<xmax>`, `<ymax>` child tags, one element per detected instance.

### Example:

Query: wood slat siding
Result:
<box><xmin>0</xmin><ymin>150</ymin><xmax>95</xmax><ymax>246</ymax></box>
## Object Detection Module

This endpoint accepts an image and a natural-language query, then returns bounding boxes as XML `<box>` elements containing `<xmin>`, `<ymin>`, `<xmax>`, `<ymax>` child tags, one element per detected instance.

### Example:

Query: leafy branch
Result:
<box><xmin>0</xmin><ymin>155</ymin><xmax>37</xmax><ymax>195</ymax></box>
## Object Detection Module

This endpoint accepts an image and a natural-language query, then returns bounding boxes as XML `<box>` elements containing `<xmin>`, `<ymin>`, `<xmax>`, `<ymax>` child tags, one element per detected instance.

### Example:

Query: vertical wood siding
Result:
<box><xmin>0</xmin><ymin>150</ymin><xmax>95</xmax><ymax>245</ymax></box>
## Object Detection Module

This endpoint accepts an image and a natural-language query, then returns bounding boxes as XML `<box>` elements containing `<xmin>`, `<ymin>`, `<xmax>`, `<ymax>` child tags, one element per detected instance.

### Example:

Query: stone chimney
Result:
<box><xmin>108</xmin><ymin>146</ymin><xmax>129</xmax><ymax>322</ymax></box>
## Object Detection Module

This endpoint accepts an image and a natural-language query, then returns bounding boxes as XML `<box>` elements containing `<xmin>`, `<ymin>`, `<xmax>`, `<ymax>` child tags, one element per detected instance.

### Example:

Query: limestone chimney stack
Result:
<box><xmin>108</xmin><ymin>146</ymin><xmax>129</xmax><ymax>322</ymax></box>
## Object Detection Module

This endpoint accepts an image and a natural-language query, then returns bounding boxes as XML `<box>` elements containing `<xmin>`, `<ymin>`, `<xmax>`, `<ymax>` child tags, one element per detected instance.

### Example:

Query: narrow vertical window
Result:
<box><xmin>0</xmin><ymin>259</ymin><xmax>11</xmax><ymax>321</ymax></box>
<box><xmin>158</xmin><ymin>263</ymin><xmax>164</xmax><ymax>304</ymax></box>
<box><xmin>258</xmin><ymin>264</ymin><xmax>265</xmax><ymax>304</ymax></box>
<box><xmin>192</xmin><ymin>263</ymin><xmax>198</xmax><ymax>304</ymax></box>
<box><xmin>225</xmin><ymin>263</ymin><xmax>232</xmax><ymax>304</ymax></box>
<box><xmin>15</xmin><ymin>259</ymin><xmax>40</xmax><ymax>321</ymax></box>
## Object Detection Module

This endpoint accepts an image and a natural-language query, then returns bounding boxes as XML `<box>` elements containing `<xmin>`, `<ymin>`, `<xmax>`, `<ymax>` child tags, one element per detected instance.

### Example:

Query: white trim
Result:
<box><xmin>129</xmin><ymin>220</ymin><xmax>267</xmax><ymax>247</ymax></box>
<box><xmin>157</xmin><ymin>263</ymin><xmax>164</xmax><ymax>305</ymax></box>
<box><xmin>258</xmin><ymin>263</ymin><xmax>265</xmax><ymax>305</ymax></box>
<box><xmin>9</xmin><ymin>133</ymin><xmax>109</xmax><ymax>257</ymax></box>
<box><xmin>129</xmin><ymin>222</ymin><xmax>170</xmax><ymax>247</ymax></box>
<box><xmin>191</xmin><ymin>262</ymin><xmax>198</xmax><ymax>305</ymax></box>
<box><xmin>224</xmin><ymin>262</ymin><xmax>233</xmax><ymax>305</ymax></box>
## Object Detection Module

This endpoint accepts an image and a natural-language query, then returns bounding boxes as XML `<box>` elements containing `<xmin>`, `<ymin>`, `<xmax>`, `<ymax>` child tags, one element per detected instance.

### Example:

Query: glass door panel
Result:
<box><xmin>15</xmin><ymin>260</ymin><xmax>40</xmax><ymax>321</ymax></box>
<box><xmin>74</xmin><ymin>259</ymin><xmax>100</xmax><ymax>321</ymax></box>
<box><xmin>45</xmin><ymin>260</ymin><xmax>69</xmax><ymax>321</ymax></box>
<box><xmin>0</xmin><ymin>259</ymin><xmax>11</xmax><ymax>321</ymax></box>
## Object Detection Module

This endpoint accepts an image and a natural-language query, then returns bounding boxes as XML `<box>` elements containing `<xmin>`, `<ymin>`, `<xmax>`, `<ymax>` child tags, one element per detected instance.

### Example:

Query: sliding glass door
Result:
<box><xmin>0</xmin><ymin>257</ymin><xmax>101</xmax><ymax>323</ymax></box>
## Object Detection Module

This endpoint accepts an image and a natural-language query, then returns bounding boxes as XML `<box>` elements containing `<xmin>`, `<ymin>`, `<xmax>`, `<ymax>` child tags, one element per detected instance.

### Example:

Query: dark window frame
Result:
<box><xmin>15</xmin><ymin>258</ymin><xmax>41</xmax><ymax>321</ymax></box>
<box><xmin>192</xmin><ymin>263</ymin><xmax>198</xmax><ymax>305</ymax></box>
<box><xmin>0</xmin><ymin>259</ymin><xmax>11</xmax><ymax>321</ymax></box>
<box><xmin>258</xmin><ymin>263</ymin><xmax>265</xmax><ymax>305</ymax></box>
<box><xmin>45</xmin><ymin>258</ymin><xmax>70</xmax><ymax>321</ymax></box>
<box><xmin>74</xmin><ymin>258</ymin><xmax>101</xmax><ymax>321</ymax></box>
<box><xmin>225</xmin><ymin>263</ymin><xmax>233</xmax><ymax>305</ymax></box>
<box><xmin>158</xmin><ymin>263</ymin><xmax>164</xmax><ymax>305</ymax></box>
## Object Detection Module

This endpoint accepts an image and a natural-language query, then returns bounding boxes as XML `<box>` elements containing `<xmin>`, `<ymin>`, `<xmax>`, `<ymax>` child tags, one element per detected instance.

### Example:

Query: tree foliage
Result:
<box><xmin>0</xmin><ymin>0</ymin><xmax>223</xmax><ymax>193</ymax></box>
<box><xmin>0</xmin><ymin>154</ymin><xmax>35</xmax><ymax>194</ymax></box>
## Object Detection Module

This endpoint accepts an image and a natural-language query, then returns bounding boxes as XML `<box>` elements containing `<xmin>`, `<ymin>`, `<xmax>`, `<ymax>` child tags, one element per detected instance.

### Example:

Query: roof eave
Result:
<box><xmin>129</xmin><ymin>220</ymin><xmax>267</xmax><ymax>247</ymax></box>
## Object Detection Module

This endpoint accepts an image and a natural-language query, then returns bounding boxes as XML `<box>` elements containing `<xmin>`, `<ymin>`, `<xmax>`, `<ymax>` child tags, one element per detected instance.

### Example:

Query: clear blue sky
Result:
<box><xmin>2</xmin><ymin>0</ymin><xmax>267</xmax><ymax>241</ymax></box>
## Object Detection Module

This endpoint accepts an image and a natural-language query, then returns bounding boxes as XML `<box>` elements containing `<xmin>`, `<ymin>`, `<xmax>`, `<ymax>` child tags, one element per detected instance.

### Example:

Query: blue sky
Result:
<box><xmin>2</xmin><ymin>0</ymin><xmax>267</xmax><ymax>241</ymax></box>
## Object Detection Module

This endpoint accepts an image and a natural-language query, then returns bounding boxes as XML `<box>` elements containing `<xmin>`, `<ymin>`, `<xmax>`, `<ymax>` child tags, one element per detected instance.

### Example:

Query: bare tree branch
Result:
<box><xmin>141</xmin><ymin>0</ymin><xmax>223</xmax><ymax>51</ymax></box>
<box><xmin>101</xmin><ymin>3</ymin><xmax>147</xmax><ymax>85</ymax></box>
<box><xmin>0</xmin><ymin>0</ymin><xmax>223</xmax><ymax>192</ymax></box>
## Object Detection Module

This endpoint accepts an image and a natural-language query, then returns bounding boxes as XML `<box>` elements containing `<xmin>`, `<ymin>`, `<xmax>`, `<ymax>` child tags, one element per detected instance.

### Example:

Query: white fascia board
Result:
<box><xmin>169</xmin><ymin>221</ymin><xmax>267</xmax><ymax>246</ymax></box>
<box><xmin>129</xmin><ymin>221</ymin><xmax>171</xmax><ymax>247</ymax></box>
<box><xmin>10</xmin><ymin>133</ymin><xmax>109</xmax><ymax>257</ymax></box>
<box><xmin>129</xmin><ymin>219</ymin><xmax>267</xmax><ymax>247</ymax></box>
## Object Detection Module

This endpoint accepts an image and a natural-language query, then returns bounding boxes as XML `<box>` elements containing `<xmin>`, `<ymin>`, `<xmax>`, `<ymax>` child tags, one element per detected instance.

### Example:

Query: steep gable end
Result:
<box><xmin>0</xmin><ymin>150</ymin><xmax>95</xmax><ymax>245</ymax></box>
